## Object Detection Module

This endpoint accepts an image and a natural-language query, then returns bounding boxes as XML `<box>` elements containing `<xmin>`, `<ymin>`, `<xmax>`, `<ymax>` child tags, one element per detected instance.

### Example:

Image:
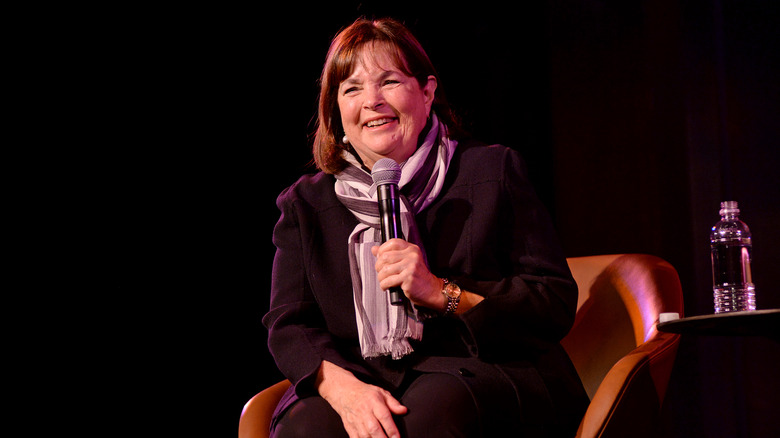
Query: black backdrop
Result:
<box><xmin>79</xmin><ymin>1</ymin><xmax>778</xmax><ymax>436</ymax></box>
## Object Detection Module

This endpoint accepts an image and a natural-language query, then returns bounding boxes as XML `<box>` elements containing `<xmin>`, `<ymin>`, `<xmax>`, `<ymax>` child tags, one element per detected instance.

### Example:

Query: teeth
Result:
<box><xmin>366</xmin><ymin>118</ymin><xmax>393</xmax><ymax>128</ymax></box>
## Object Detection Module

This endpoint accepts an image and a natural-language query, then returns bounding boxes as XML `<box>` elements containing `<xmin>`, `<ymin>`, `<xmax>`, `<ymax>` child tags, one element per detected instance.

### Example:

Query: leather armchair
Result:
<box><xmin>561</xmin><ymin>254</ymin><xmax>683</xmax><ymax>437</ymax></box>
<box><xmin>239</xmin><ymin>254</ymin><xmax>683</xmax><ymax>438</ymax></box>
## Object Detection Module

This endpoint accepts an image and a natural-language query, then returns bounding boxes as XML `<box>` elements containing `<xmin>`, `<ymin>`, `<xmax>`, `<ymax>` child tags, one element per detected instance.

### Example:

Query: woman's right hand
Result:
<box><xmin>315</xmin><ymin>360</ymin><xmax>407</xmax><ymax>438</ymax></box>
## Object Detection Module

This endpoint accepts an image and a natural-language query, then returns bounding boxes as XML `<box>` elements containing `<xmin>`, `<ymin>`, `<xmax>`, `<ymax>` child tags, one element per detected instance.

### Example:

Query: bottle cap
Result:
<box><xmin>719</xmin><ymin>201</ymin><xmax>739</xmax><ymax>216</ymax></box>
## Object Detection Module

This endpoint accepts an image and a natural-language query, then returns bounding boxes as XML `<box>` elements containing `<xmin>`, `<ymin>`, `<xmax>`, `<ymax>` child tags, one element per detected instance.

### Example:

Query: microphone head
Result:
<box><xmin>371</xmin><ymin>158</ymin><xmax>402</xmax><ymax>186</ymax></box>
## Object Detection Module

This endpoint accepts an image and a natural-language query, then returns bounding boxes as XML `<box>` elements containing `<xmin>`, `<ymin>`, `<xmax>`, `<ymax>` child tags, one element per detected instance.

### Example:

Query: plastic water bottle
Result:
<box><xmin>710</xmin><ymin>201</ymin><xmax>756</xmax><ymax>313</ymax></box>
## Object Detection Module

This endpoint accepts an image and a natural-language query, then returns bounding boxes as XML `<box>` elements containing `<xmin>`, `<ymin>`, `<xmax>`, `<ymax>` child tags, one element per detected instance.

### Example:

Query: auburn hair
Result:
<box><xmin>312</xmin><ymin>18</ymin><xmax>461</xmax><ymax>174</ymax></box>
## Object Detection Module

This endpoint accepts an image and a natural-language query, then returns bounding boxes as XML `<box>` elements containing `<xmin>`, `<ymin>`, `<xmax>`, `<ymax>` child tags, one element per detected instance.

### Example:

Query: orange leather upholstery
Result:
<box><xmin>562</xmin><ymin>254</ymin><xmax>683</xmax><ymax>437</ymax></box>
<box><xmin>239</xmin><ymin>379</ymin><xmax>291</xmax><ymax>438</ymax></box>
<box><xmin>239</xmin><ymin>254</ymin><xmax>683</xmax><ymax>438</ymax></box>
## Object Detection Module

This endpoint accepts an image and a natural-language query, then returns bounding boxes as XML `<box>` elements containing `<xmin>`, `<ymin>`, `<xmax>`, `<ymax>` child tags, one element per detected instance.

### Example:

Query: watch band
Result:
<box><xmin>441</xmin><ymin>278</ymin><xmax>461</xmax><ymax>315</ymax></box>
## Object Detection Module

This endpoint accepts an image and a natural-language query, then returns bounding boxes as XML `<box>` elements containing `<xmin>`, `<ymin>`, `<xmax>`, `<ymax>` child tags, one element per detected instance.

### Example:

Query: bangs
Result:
<box><xmin>327</xmin><ymin>40</ymin><xmax>413</xmax><ymax>90</ymax></box>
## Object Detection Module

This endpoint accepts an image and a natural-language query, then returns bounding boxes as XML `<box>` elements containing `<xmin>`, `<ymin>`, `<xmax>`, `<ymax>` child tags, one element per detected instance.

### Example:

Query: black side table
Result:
<box><xmin>657</xmin><ymin>308</ymin><xmax>780</xmax><ymax>437</ymax></box>
<box><xmin>657</xmin><ymin>308</ymin><xmax>780</xmax><ymax>338</ymax></box>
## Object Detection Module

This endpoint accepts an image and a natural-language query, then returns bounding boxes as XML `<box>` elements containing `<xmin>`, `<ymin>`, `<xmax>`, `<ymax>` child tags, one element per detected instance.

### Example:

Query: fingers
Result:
<box><xmin>372</xmin><ymin>240</ymin><xmax>422</xmax><ymax>275</ymax></box>
<box><xmin>341</xmin><ymin>388</ymin><xmax>406</xmax><ymax>438</ymax></box>
<box><xmin>372</xmin><ymin>391</ymin><xmax>405</xmax><ymax>438</ymax></box>
<box><xmin>383</xmin><ymin>391</ymin><xmax>408</xmax><ymax>416</ymax></box>
<box><xmin>370</xmin><ymin>240</ymin><xmax>441</xmax><ymax>308</ymax></box>
<box><xmin>371</xmin><ymin>238</ymin><xmax>408</xmax><ymax>257</ymax></box>
<box><xmin>370</xmin><ymin>408</ymin><xmax>400</xmax><ymax>438</ymax></box>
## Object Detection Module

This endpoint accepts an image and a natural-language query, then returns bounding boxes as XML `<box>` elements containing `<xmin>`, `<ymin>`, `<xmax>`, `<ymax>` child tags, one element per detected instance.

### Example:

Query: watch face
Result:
<box><xmin>444</xmin><ymin>282</ymin><xmax>461</xmax><ymax>298</ymax></box>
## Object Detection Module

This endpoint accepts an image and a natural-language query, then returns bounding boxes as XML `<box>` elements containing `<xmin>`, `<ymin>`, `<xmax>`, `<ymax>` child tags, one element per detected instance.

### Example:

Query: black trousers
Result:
<box><xmin>271</xmin><ymin>372</ymin><xmax>480</xmax><ymax>438</ymax></box>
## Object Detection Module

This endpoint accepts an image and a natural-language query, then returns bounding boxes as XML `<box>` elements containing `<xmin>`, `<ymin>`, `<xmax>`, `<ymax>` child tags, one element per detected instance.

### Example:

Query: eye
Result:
<box><xmin>382</xmin><ymin>79</ymin><xmax>400</xmax><ymax>86</ymax></box>
<box><xmin>342</xmin><ymin>86</ymin><xmax>359</xmax><ymax>95</ymax></box>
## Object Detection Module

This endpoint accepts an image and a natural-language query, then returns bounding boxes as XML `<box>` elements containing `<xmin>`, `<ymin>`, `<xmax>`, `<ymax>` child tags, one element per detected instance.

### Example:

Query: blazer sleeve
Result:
<box><xmin>452</xmin><ymin>147</ymin><xmax>578</xmax><ymax>360</ymax></box>
<box><xmin>262</xmin><ymin>184</ymin><xmax>371</xmax><ymax>397</ymax></box>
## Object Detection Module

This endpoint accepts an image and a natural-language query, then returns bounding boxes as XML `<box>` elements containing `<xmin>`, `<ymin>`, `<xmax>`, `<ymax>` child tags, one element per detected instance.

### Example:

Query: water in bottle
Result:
<box><xmin>710</xmin><ymin>201</ymin><xmax>756</xmax><ymax>313</ymax></box>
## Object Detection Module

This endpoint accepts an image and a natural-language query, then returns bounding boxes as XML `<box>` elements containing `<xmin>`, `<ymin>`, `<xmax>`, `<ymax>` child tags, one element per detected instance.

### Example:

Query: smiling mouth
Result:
<box><xmin>364</xmin><ymin>117</ymin><xmax>397</xmax><ymax>128</ymax></box>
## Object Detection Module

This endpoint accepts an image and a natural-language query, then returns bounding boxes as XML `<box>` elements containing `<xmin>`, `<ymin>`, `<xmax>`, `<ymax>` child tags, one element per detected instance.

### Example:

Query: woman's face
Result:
<box><xmin>337</xmin><ymin>44</ymin><xmax>437</xmax><ymax>170</ymax></box>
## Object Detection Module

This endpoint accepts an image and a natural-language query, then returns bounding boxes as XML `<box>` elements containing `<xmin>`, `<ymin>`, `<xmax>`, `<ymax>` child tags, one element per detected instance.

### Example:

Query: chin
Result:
<box><xmin>370</xmin><ymin>139</ymin><xmax>414</xmax><ymax>156</ymax></box>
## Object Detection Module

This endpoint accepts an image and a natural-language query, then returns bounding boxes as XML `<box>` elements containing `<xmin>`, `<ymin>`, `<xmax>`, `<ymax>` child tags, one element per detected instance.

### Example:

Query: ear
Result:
<box><xmin>422</xmin><ymin>75</ymin><xmax>438</xmax><ymax>113</ymax></box>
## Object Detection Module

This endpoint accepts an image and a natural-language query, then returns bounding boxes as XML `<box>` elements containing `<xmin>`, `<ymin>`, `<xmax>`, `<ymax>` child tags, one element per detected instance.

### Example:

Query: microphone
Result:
<box><xmin>371</xmin><ymin>158</ymin><xmax>405</xmax><ymax>306</ymax></box>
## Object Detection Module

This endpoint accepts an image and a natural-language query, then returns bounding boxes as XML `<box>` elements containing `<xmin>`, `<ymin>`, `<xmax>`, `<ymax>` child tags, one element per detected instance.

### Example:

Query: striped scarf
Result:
<box><xmin>334</xmin><ymin>114</ymin><xmax>457</xmax><ymax>359</ymax></box>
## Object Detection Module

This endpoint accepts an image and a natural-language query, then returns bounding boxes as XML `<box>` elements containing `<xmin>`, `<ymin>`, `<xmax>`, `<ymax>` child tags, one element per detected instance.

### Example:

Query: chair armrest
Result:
<box><xmin>577</xmin><ymin>331</ymin><xmax>680</xmax><ymax>438</ymax></box>
<box><xmin>239</xmin><ymin>380</ymin><xmax>292</xmax><ymax>438</ymax></box>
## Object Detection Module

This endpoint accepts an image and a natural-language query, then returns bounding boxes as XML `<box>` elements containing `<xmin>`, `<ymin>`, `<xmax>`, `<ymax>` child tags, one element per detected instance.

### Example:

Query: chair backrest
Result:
<box><xmin>562</xmin><ymin>254</ymin><xmax>683</xmax><ymax>437</ymax></box>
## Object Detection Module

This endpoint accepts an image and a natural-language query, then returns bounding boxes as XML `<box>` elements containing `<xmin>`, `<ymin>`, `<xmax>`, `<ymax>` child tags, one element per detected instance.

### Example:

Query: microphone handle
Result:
<box><xmin>388</xmin><ymin>287</ymin><xmax>405</xmax><ymax>306</ymax></box>
<box><xmin>377</xmin><ymin>184</ymin><xmax>405</xmax><ymax>306</ymax></box>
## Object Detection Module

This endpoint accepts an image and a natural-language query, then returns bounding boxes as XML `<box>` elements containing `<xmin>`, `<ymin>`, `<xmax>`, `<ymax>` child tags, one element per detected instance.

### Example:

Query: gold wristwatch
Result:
<box><xmin>441</xmin><ymin>278</ymin><xmax>462</xmax><ymax>315</ymax></box>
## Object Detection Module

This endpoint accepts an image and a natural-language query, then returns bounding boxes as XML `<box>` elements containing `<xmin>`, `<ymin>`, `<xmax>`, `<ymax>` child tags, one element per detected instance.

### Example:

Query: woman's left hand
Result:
<box><xmin>372</xmin><ymin>238</ymin><xmax>446</xmax><ymax>311</ymax></box>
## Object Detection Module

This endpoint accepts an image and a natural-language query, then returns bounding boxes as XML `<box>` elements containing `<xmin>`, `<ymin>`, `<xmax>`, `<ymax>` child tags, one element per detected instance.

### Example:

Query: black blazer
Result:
<box><xmin>264</xmin><ymin>140</ymin><xmax>588</xmax><ymax>436</ymax></box>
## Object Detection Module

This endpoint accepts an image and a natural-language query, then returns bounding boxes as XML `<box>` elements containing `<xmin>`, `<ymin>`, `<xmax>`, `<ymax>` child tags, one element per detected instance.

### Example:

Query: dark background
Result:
<box><xmin>75</xmin><ymin>0</ymin><xmax>778</xmax><ymax>436</ymax></box>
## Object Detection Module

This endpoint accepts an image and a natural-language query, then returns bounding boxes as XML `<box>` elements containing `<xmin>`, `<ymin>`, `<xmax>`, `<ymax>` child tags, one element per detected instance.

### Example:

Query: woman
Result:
<box><xmin>263</xmin><ymin>18</ymin><xmax>589</xmax><ymax>438</ymax></box>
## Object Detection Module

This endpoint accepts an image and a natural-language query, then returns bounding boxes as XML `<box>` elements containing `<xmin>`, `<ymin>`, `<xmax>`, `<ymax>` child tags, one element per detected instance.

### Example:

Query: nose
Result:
<box><xmin>363</xmin><ymin>85</ymin><xmax>385</xmax><ymax>110</ymax></box>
